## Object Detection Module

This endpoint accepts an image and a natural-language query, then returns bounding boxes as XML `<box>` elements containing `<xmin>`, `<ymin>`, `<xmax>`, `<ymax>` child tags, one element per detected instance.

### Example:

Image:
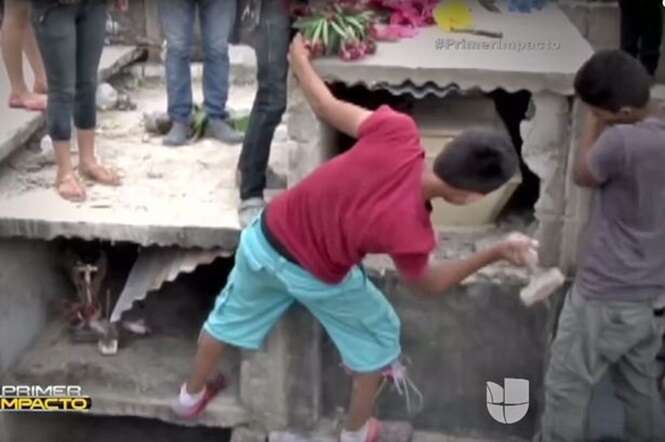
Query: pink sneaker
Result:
<box><xmin>172</xmin><ymin>374</ymin><xmax>227</xmax><ymax>419</ymax></box>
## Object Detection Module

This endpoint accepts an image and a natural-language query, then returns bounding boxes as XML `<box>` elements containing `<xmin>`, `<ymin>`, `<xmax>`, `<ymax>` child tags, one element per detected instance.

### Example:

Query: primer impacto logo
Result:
<box><xmin>486</xmin><ymin>378</ymin><xmax>529</xmax><ymax>424</ymax></box>
<box><xmin>0</xmin><ymin>385</ymin><xmax>91</xmax><ymax>412</ymax></box>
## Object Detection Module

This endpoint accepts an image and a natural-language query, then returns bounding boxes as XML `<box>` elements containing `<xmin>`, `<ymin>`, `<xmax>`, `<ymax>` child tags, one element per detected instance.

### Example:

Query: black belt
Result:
<box><xmin>655</xmin><ymin>308</ymin><xmax>664</xmax><ymax>317</ymax></box>
<box><xmin>260</xmin><ymin>210</ymin><xmax>300</xmax><ymax>267</ymax></box>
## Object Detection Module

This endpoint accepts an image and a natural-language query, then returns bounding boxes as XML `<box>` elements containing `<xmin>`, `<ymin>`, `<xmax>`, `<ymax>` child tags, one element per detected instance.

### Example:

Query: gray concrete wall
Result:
<box><xmin>559</xmin><ymin>0</ymin><xmax>665</xmax><ymax>82</ymax></box>
<box><xmin>0</xmin><ymin>239</ymin><xmax>65</xmax><ymax>374</ymax></box>
<box><xmin>0</xmin><ymin>239</ymin><xmax>68</xmax><ymax>442</ymax></box>
<box><xmin>321</xmin><ymin>274</ymin><xmax>564</xmax><ymax>441</ymax></box>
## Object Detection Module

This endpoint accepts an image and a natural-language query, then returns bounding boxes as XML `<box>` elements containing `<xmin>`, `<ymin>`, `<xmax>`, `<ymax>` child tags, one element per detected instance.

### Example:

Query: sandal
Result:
<box><xmin>56</xmin><ymin>173</ymin><xmax>86</xmax><ymax>202</ymax></box>
<box><xmin>172</xmin><ymin>373</ymin><xmax>227</xmax><ymax>419</ymax></box>
<box><xmin>80</xmin><ymin>163</ymin><xmax>121</xmax><ymax>186</ymax></box>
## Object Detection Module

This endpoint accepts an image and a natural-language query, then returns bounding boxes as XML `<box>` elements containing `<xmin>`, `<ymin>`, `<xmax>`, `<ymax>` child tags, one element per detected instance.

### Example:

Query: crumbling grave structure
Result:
<box><xmin>0</xmin><ymin>3</ymin><xmax>598</xmax><ymax>442</ymax></box>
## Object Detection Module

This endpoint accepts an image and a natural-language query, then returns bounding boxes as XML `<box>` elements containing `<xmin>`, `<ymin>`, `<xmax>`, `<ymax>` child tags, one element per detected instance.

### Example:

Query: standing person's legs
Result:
<box><xmin>638</xmin><ymin>0</ymin><xmax>663</xmax><ymax>76</ymax></box>
<box><xmin>3</xmin><ymin>0</ymin><xmax>46</xmax><ymax>110</ymax></box>
<box><xmin>237</xmin><ymin>0</ymin><xmax>290</xmax><ymax>226</ymax></box>
<box><xmin>159</xmin><ymin>0</ymin><xmax>195</xmax><ymax>146</ymax></box>
<box><xmin>541</xmin><ymin>289</ymin><xmax>611</xmax><ymax>442</ymax></box>
<box><xmin>75</xmin><ymin>0</ymin><xmax>119</xmax><ymax>187</ymax></box>
<box><xmin>31</xmin><ymin>3</ymin><xmax>84</xmax><ymax>201</ymax></box>
<box><xmin>199</xmin><ymin>0</ymin><xmax>243</xmax><ymax>144</ymax></box>
<box><xmin>618</xmin><ymin>0</ymin><xmax>641</xmax><ymax>59</ymax></box>
<box><xmin>606</xmin><ymin>303</ymin><xmax>664</xmax><ymax>442</ymax></box>
<box><xmin>23</xmin><ymin>11</ymin><xmax>47</xmax><ymax>94</ymax></box>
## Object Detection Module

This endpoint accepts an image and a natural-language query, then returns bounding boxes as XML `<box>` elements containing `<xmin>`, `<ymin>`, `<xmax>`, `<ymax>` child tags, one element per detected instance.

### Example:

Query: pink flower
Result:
<box><xmin>370</xmin><ymin>23</ymin><xmax>418</xmax><ymax>41</ymax></box>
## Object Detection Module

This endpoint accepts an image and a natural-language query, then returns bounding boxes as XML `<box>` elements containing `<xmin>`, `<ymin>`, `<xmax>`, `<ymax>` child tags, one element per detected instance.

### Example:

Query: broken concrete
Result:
<box><xmin>0</xmin><ymin>77</ymin><xmax>289</xmax><ymax>249</ymax></box>
<box><xmin>5</xmin><ymin>276</ymin><xmax>248</xmax><ymax>429</ymax></box>
<box><xmin>0</xmin><ymin>46</ymin><xmax>145</xmax><ymax>164</ymax></box>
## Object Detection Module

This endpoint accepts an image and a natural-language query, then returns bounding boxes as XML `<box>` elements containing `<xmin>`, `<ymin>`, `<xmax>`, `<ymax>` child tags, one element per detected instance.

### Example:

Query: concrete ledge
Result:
<box><xmin>0</xmin><ymin>46</ymin><xmax>145</xmax><ymax>165</ymax></box>
<box><xmin>5</xmin><ymin>282</ymin><xmax>248</xmax><ymax>429</ymax></box>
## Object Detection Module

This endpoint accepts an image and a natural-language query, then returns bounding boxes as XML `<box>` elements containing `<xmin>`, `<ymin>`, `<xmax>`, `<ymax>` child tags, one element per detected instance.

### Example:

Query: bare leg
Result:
<box><xmin>186</xmin><ymin>330</ymin><xmax>226</xmax><ymax>394</ymax></box>
<box><xmin>77</xmin><ymin>129</ymin><xmax>121</xmax><ymax>186</ymax></box>
<box><xmin>1</xmin><ymin>0</ymin><xmax>29</xmax><ymax>94</ymax></box>
<box><xmin>346</xmin><ymin>372</ymin><xmax>383</xmax><ymax>431</ymax></box>
<box><xmin>54</xmin><ymin>140</ymin><xmax>86</xmax><ymax>202</ymax></box>
<box><xmin>1</xmin><ymin>0</ymin><xmax>46</xmax><ymax>109</ymax></box>
<box><xmin>23</xmin><ymin>25</ymin><xmax>48</xmax><ymax>93</ymax></box>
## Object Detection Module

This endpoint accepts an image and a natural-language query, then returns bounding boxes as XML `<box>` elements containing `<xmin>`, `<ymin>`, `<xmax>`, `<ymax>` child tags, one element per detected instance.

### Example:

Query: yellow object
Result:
<box><xmin>434</xmin><ymin>0</ymin><xmax>474</xmax><ymax>32</ymax></box>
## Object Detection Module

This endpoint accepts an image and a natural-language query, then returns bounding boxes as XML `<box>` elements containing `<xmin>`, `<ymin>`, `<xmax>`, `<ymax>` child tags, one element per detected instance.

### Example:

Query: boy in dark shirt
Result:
<box><xmin>173</xmin><ymin>35</ymin><xmax>535</xmax><ymax>442</ymax></box>
<box><xmin>541</xmin><ymin>50</ymin><xmax>665</xmax><ymax>442</ymax></box>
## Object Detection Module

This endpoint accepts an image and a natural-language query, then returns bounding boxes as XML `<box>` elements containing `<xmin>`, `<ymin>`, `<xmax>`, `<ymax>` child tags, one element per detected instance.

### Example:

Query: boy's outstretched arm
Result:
<box><xmin>289</xmin><ymin>34</ymin><xmax>372</xmax><ymax>138</ymax></box>
<box><xmin>405</xmin><ymin>235</ymin><xmax>536</xmax><ymax>296</ymax></box>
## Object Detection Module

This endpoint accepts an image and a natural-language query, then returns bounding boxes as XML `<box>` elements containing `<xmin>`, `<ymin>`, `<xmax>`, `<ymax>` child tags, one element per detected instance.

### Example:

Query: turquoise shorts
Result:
<box><xmin>203</xmin><ymin>216</ymin><xmax>401</xmax><ymax>373</ymax></box>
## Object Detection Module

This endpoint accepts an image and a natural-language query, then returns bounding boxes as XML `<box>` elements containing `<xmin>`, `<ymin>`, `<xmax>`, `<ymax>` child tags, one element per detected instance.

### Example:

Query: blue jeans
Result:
<box><xmin>31</xmin><ymin>0</ymin><xmax>107</xmax><ymax>141</ymax></box>
<box><xmin>237</xmin><ymin>0</ymin><xmax>290</xmax><ymax>200</ymax></box>
<box><xmin>159</xmin><ymin>0</ymin><xmax>235</xmax><ymax>123</ymax></box>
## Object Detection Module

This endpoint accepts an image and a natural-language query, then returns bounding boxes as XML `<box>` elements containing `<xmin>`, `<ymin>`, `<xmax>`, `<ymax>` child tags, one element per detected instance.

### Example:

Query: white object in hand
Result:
<box><xmin>520</xmin><ymin>247</ymin><xmax>565</xmax><ymax>307</ymax></box>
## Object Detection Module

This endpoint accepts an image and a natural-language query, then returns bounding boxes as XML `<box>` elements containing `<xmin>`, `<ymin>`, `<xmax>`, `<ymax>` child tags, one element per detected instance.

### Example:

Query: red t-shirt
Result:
<box><xmin>267</xmin><ymin>106</ymin><xmax>436</xmax><ymax>284</ymax></box>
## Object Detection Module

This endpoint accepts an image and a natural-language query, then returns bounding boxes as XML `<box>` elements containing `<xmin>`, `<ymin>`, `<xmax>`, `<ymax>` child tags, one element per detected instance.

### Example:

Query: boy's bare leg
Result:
<box><xmin>78</xmin><ymin>129</ymin><xmax>121</xmax><ymax>186</ymax></box>
<box><xmin>186</xmin><ymin>330</ymin><xmax>226</xmax><ymax>394</ymax></box>
<box><xmin>346</xmin><ymin>371</ymin><xmax>382</xmax><ymax>431</ymax></box>
<box><xmin>23</xmin><ymin>25</ymin><xmax>48</xmax><ymax>94</ymax></box>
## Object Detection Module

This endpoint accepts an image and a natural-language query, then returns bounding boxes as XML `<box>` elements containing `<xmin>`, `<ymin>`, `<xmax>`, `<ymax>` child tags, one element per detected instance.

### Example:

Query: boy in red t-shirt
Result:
<box><xmin>172</xmin><ymin>35</ymin><xmax>536</xmax><ymax>442</ymax></box>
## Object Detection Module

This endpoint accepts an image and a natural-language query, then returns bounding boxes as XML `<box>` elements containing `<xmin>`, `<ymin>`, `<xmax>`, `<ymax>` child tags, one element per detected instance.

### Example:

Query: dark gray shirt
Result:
<box><xmin>576</xmin><ymin>116</ymin><xmax>665</xmax><ymax>301</ymax></box>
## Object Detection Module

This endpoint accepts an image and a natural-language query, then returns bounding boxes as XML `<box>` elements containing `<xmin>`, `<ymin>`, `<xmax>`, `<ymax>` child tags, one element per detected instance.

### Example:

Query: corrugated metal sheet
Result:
<box><xmin>110</xmin><ymin>247</ymin><xmax>232</xmax><ymax>322</ymax></box>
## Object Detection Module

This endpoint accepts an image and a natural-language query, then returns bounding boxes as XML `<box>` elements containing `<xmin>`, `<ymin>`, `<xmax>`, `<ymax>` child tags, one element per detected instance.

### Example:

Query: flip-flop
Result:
<box><xmin>80</xmin><ymin>165</ymin><xmax>122</xmax><ymax>187</ymax></box>
<box><xmin>176</xmin><ymin>373</ymin><xmax>227</xmax><ymax>419</ymax></box>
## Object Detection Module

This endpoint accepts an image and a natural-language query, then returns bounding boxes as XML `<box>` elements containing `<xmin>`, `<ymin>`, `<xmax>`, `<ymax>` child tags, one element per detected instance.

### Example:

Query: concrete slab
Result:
<box><xmin>270</xmin><ymin>421</ymin><xmax>414</xmax><ymax>442</ymax></box>
<box><xmin>312</xmin><ymin>2</ymin><xmax>593</xmax><ymax>95</ymax></box>
<box><xmin>0</xmin><ymin>46</ymin><xmax>145</xmax><ymax>164</ymax></box>
<box><xmin>0</xmin><ymin>79</ymin><xmax>289</xmax><ymax>249</ymax></box>
<box><xmin>5</xmin><ymin>276</ymin><xmax>248</xmax><ymax>429</ymax></box>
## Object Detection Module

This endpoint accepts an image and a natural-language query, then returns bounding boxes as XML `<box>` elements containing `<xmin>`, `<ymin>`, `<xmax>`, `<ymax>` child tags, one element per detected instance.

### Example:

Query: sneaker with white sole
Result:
<box><xmin>171</xmin><ymin>374</ymin><xmax>226</xmax><ymax>419</ymax></box>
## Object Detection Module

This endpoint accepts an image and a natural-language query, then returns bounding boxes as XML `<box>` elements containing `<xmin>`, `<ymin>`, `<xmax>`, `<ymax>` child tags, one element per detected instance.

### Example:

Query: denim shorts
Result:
<box><xmin>203</xmin><ymin>216</ymin><xmax>401</xmax><ymax>373</ymax></box>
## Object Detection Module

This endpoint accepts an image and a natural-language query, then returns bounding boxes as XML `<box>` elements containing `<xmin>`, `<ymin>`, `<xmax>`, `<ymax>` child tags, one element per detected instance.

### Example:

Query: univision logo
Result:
<box><xmin>486</xmin><ymin>378</ymin><xmax>530</xmax><ymax>424</ymax></box>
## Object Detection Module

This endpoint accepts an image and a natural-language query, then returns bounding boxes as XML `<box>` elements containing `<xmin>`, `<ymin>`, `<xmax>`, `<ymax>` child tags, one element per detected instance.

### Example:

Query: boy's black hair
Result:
<box><xmin>433</xmin><ymin>129</ymin><xmax>518</xmax><ymax>194</ymax></box>
<box><xmin>574</xmin><ymin>49</ymin><xmax>652</xmax><ymax>112</ymax></box>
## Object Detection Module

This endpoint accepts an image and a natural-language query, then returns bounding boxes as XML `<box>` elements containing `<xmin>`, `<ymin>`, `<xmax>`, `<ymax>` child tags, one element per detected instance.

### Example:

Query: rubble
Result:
<box><xmin>97</xmin><ymin>82</ymin><xmax>120</xmax><ymax>111</ymax></box>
